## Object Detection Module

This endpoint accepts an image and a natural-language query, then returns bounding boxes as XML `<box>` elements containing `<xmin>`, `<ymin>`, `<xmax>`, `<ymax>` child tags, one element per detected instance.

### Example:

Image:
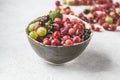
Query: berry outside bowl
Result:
<box><xmin>25</xmin><ymin>15</ymin><xmax>93</xmax><ymax>64</ymax></box>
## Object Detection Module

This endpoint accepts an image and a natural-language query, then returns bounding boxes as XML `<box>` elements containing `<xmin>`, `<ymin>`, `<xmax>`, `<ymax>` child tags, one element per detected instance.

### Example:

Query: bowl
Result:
<box><xmin>25</xmin><ymin>15</ymin><xmax>93</xmax><ymax>64</ymax></box>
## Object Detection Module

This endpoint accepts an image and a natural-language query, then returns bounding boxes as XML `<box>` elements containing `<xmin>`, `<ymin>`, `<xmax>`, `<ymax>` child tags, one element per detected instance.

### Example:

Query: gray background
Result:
<box><xmin>0</xmin><ymin>0</ymin><xmax>120</xmax><ymax>80</ymax></box>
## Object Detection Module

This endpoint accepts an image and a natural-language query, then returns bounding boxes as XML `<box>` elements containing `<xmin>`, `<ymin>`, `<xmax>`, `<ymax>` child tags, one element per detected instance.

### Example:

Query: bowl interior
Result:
<box><xmin>26</xmin><ymin>14</ymin><xmax>92</xmax><ymax>48</ymax></box>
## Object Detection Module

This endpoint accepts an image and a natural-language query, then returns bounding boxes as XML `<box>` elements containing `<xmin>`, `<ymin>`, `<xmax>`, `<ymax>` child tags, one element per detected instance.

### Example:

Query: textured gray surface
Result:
<box><xmin>0</xmin><ymin>0</ymin><xmax>120</xmax><ymax>80</ymax></box>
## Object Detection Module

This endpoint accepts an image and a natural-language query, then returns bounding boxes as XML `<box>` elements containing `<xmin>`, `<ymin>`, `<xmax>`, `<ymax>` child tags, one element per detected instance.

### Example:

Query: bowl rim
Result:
<box><xmin>25</xmin><ymin>14</ymin><xmax>93</xmax><ymax>48</ymax></box>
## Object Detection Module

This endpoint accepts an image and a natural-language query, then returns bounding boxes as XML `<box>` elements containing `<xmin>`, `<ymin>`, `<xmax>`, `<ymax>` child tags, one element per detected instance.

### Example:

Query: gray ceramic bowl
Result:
<box><xmin>26</xmin><ymin>15</ymin><xmax>93</xmax><ymax>64</ymax></box>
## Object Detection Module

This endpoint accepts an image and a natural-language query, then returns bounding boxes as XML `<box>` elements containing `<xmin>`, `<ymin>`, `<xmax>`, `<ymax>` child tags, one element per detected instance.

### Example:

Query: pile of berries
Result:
<box><xmin>28</xmin><ymin>12</ymin><xmax>91</xmax><ymax>46</ymax></box>
<box><xmin>62</xmin><ymin>0</ymin><xmax>113</xmax><ymax>6</ymax></box>
<box><xmin>78</xmin><ymin>2</ymin><xmax>120</xmax><ymax>31</ymax></box>
<box><xmin>55</xmin><ymin>0</ymin><xmax>120</xmax><ymax>32</ymax></box>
